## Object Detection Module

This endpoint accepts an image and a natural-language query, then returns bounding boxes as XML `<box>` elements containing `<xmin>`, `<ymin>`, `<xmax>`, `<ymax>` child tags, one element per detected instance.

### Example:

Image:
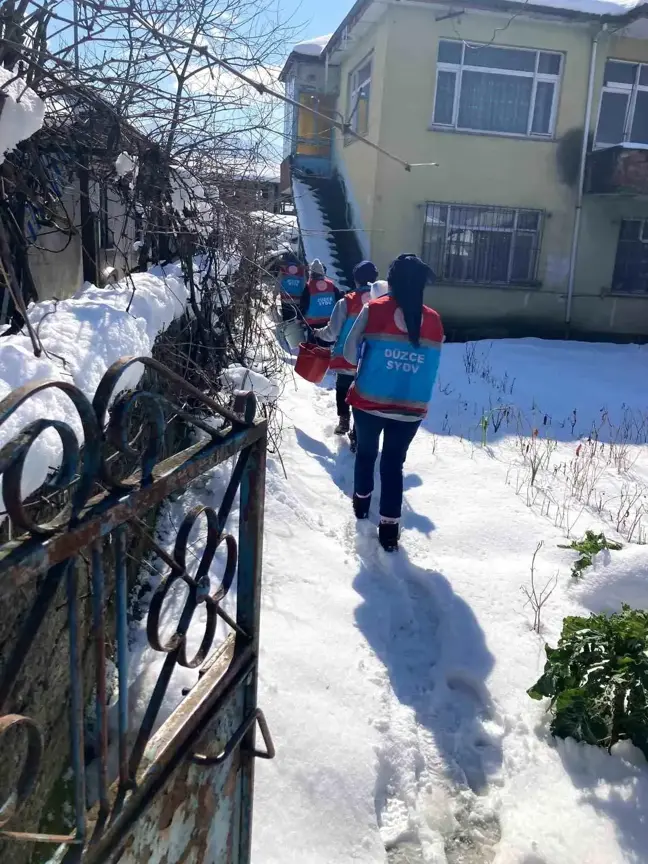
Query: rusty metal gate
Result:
<box><xmin>0</xmin><ymin>356</ymin><xmax>271</xmax><ymax>864</ymax></box>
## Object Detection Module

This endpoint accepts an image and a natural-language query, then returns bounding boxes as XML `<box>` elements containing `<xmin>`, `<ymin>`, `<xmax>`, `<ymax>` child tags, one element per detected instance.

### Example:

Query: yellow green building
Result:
<box><xmin>280</xmin><ymin>0</ymin><xmax>648</xmax><ymax>340</ymax></box>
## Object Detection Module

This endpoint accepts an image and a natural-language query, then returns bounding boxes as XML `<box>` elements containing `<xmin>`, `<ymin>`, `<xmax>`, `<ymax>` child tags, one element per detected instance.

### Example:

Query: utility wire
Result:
<box><xmin>77</xmin><ymin>0</ymin><xmax>439</xmax><ymax>173</ymax></box>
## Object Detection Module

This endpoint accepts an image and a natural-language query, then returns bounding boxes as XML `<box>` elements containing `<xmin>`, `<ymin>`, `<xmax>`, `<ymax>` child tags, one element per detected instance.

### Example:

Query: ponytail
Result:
<box><xmin>387</xmin><ymin>254</ymin><xmax>432</xmax><ymax>347</ymax></box>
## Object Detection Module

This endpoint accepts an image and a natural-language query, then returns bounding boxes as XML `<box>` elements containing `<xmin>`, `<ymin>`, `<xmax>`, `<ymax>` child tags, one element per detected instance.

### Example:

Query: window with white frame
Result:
<box><xmin>595</xmin><ymin>60</ymin><xmax>648</xmax><ymax>148</ymax></box>
<box><xmin>432</xmin><ymin>40</ymin><xmax>562</xmax><ymax>137</ymax></box>
<box><xmin>347</xmin><ymin>56</ymin><xmax>372</xmax><ymax>136</ymax></box>
<box><xmin>612</xmin><ymin>219</ymin><xmax>648</xmax><ymax>294</ymax></box>
<box><xmin>422</xmin><ymin>202</ymin><xmax>543</xmax><ymax>285</ymax></box>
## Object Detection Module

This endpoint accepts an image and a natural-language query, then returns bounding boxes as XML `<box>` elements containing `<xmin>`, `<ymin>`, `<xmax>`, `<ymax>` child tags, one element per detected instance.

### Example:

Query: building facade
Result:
<box><xmin>281</xmin><ymin>1</ymin><xmax>648</xmax><ymax>340</ymax></box>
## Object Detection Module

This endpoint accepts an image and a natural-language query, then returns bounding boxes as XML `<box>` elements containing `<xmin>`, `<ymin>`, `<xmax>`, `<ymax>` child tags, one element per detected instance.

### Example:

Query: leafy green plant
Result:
<box><xmin>559</xmin><ymin>530</ymin><xmax>622</xmax><ymax>578</ymax></box>
<box><xmin>528</xmin><ymin>605</ymin><xmax>648</xmax><ymax>759</ymax></box>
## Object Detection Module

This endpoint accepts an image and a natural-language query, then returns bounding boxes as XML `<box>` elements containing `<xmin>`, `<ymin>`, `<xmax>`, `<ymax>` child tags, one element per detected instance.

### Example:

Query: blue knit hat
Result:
<box><xmin>353</xmin><ymin>260</ymin><xmax>379</xmax><ymax>285</ymax></box>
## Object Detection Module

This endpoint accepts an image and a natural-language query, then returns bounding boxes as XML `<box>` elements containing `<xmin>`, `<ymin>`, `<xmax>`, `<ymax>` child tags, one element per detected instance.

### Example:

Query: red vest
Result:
<box><xmin>279</xmin><ymin>263</ymin><xmax>305</xmax><ymax>302</ymax></box>
<box><xmin>347</xmin><ymin>295</ymin><xmax>444</xmax><ymax>417</ymax></box>
<box><xmin>329</xmin><ymin>289</ymin><xmax>370</xmax><ymax>372</ymax></box>
<box><xmin>305</xmin><ymin>277</ymin><xmax>337</xmax><ymax>325</ymax></box>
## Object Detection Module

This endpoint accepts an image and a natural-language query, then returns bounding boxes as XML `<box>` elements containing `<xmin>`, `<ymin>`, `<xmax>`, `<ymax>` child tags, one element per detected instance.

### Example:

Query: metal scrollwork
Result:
<box><xmin>0</xmin><ymin>354</ymin><xmax>267</xmax><ymax>860</ymax></box>
<box><xmin>147</xmin><ymin>506</ymin><xmax>237</xmax><ymax>669</ymax></box>
<box><xmin>0</xmin><ymin>379</ymin><xmax>101</xmax><ymax>534</ymax></box>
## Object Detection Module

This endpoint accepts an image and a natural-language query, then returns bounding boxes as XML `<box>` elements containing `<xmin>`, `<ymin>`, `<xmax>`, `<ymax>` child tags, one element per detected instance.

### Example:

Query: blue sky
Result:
<box><xmin>281</xmin><ymin>0</ymin><xmax>351</xmax><ymax>52</ymax></box>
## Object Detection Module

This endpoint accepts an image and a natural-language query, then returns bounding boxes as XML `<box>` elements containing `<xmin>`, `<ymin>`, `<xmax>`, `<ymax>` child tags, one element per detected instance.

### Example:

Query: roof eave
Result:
<box><xmin>279</xmin><ymin>50</ymin><xmax>326</xmax><ymax>82</ymax></box>
<box><xmin>323</xmin><ymin>0</ymin><xmax>648</xmax><ymax>59</ymax></box>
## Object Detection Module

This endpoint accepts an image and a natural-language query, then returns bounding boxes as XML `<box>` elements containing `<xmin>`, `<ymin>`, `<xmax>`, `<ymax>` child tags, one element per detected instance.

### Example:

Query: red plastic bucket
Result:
<box><xmin>295</xmin><ymin>343</ymin><xmax>331</xmax><ymax>384</ymax></box>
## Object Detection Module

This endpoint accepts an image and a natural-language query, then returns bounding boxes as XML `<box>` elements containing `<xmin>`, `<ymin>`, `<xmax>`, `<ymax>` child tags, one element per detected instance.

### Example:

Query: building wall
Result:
<box><xmin>334</xmin><ymin>4</ymin><xmax>648</xmax><ymax>339</ymax></box>
<box><xmin>100</xmin><ymin>184</ymin><xmax>139</xmax><ymax>280</ymax></box>
<box><xmin>28</xmin><ymin>176</ymin><xmax>138</xmax><ymax>304</ymax></box>
<box><xmin>28</xmin><ymin>181</ymin><xmax>84</xmax><ymax>303</ymax></box>
<box><xmin>332</xmin><ymin>12</ymin><xmax>391</xmax><ymax>258</ymax></box>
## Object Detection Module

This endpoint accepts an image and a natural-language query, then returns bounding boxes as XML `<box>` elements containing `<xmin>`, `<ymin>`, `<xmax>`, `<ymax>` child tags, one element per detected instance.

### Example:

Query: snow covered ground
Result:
<box><xmin>127</xmin><ymin>336</ymin><xmax>648</xmax><ymax>863</ymax></box>
<box><xmin>250</xmin><ymin>338</ymin><xmax>648</xmax><ymax>864</ymax></box>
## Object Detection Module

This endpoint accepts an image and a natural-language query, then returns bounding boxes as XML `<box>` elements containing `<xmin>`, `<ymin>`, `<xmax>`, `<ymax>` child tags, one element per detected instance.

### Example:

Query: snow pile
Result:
<box><xmin>292</xmin><ymin>177</ymin><xmax>350</xmax><ymax>289</ymax></box>
<box><xmin>115</xmin><ymin>151</ymin><xmax>137</xmax><ymax>177</ymax></box>
<box><xmin>291</xmin><ymin>34</ymin><xmax>331</xmax><ymax>57</ymax></box>
<box><xmin>0</xmin><ymin>67</ymin><xmax>46</xmax><ymax>163</ymax></box>
<box><xmin>0</xmin><ymin>263</ymin><xmax>189</xmax><ymax>514</ymax></box>
<box><xmin>219</xmin><ymin>365</ymin><xmax>279</xmax><ymax>403</ymax></box>
<box><xmin>170</xmin><ymin>166</ymin><xmax>214</xmax><ymax>232</ymax></box>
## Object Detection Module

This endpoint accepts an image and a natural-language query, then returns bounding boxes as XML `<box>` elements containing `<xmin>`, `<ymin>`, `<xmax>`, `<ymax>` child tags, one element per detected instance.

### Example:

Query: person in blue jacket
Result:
<box><xmin>343</xmin><ymin>254</ymin><xmax>443</xmax><ymax>552</ymax></box>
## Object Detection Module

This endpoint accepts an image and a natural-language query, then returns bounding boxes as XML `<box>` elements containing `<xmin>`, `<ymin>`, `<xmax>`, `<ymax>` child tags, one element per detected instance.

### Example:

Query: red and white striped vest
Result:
<box><xmin>347</xmin><ymin>295</ymin><xmax>444</xmax><ymax>418</ymax></box>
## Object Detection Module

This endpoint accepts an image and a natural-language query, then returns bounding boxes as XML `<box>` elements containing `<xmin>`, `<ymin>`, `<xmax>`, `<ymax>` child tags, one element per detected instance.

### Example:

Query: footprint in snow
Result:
<box><xmin>440</xmin><ymin>672</ymin><xmax>504</xmax><ymax>798</ymax></box>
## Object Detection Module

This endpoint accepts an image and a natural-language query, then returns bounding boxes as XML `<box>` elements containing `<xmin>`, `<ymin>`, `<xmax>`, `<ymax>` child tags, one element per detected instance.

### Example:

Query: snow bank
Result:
<box><xmin>0</xmin><ymin>263</ymin><xmax>189</xmax><ymax>513</ymax></box>
<box><xmin>219</xmin><ymin>365</ymin><xmax>279</xmax><ymax>403</ymax></box>
<box><xmin>292</xmin><ymin>177</ymin><xmax>350</xmax><ymax>290</ymax></box>
<box><xmin>169</xmin><ymin>166</ymin><xmax>214</xmax><ymax>232</ymax></box>
<box><xmin>291</xmin><ymin>34</ymin><xmax>331</xmax><ymax>57</ymax></box>
<box><xmin>0</xmin><ymin>67</ymin><xmax>46</xmax><ymax>164</ymax></box>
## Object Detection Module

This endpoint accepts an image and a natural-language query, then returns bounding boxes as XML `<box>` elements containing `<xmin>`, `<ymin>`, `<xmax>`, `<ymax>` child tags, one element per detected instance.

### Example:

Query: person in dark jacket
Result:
<box><xmin>343</xmin><ymin>254</ymin><xmax>443</xmax><ymax>552</ymax></box>
<box><xmin>313</xmin><ymin>260</ymin><xmax>378</xmax><ymax>443</ymax></box>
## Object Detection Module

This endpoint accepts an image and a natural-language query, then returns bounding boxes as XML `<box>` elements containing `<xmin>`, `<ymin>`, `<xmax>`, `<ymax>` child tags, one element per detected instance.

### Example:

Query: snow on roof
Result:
<box><xmin>515</xmin><ymin>0</ymin><xmax>647</xmax><ymax>16</ymax></box>
<box><xmin>292</xmin><ymin>34</ymin><xmax>331</xmax><ymax>57</ymax></box>
<box><xmin>0</xmin><ymin>67</ymin><xmax>45</xmax><ymax>164</ymax></box>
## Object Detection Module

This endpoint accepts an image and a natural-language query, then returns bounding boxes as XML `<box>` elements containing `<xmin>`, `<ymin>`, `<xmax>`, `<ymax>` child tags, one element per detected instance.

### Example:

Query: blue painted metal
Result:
<box><xmin>292</xmin><ymin>154</ymin><xmax>332</xmax><ymax>177</ymax></box>
<box><xmin>91</xmin><ymin>542</ymin><xmax>109</xmax><ymax>818</ymax></box>
<box><xmin>66</xmin><ymin>556</ymin><xmax>87</xmax><ymax>851</ymax></box>
<box><xmin>114</xmin><ymin>525</ymin><xmax>130</xmax><ymax>793</ymax></box>
<box><xmin>0</xmin><ymin>355</ymin><xmax>269</xmax><ymax>863</ymax></box>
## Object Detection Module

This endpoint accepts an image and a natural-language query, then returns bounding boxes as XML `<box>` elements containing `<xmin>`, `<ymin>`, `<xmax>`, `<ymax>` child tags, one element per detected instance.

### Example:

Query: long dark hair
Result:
<box><xmin>387</xmin><ymin>254</ymin><xmax>433</xmax><ymax>346</ymax></box>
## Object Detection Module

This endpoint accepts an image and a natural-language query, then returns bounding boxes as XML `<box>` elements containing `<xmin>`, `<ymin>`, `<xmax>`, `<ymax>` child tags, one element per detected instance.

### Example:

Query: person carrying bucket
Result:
<box><xmin>300</xmin><ymin>259</ymin><xmax>340</xmax><ymax>330</ymax></box>
<box><xmin>313</xmin><ymin>260</ymin><xmax>379</xmax><ymax>444</ymax></box>
<box><xmin>343</xmin><ymin>254</ymin><xmax>443</xmax><ymax>552</ymax></box>
<box><xmin>276</xmin><ymin>250</ymin><xmax>306</xmax><ymax>322</ymax></box>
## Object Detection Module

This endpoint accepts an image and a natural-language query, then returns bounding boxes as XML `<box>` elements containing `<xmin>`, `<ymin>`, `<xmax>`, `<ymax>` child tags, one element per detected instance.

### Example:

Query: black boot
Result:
<box><xmin>379</xmin><ymin>522</ymin><xmax>399</xmax><ymax>552</ymax></box>
<box><xmin>349</xmin><ymin>426</ymin><xmax>357</xmax><ymax>453</ymax></box>
<box><xmin>334</xmin><ymin>416</ymin><xmax>350</xmax><ymax>435</ymax></box>
<box><xmin>353</xmin><ymin>493</ymin><xmax>371</xmax><ymax>520</ymax></box>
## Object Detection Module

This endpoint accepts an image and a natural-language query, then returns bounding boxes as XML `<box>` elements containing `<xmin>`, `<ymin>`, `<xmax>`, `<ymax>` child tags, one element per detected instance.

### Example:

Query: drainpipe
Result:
<box><xmin>565</xmin><ymin>24</ymin><xmax>606</xmax><ymax>335</ymax></box>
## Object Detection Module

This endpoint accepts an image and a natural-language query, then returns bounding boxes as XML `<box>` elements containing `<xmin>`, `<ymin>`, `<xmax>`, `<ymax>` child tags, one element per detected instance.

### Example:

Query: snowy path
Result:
<box><xmin>252</xmin><ymin>341</ymin><xmax>648</xmax><ymax>864</ymax></box>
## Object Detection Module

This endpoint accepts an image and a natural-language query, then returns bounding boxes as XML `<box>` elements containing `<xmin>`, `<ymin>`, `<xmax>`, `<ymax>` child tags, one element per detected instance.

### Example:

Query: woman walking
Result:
<box><xmin>313</xmin><ymin>260</ymin><xmax>378</xmax><ymax>443</ymax></box>
<box><xmin>300</xmin><ymin>259</ymin><xmax>340</xmax><ymax>330</ymax></box>
<box><xmin>343</xmin><ymin>254</ymin><xmax>443</xmax><ymax>551</ymax></box>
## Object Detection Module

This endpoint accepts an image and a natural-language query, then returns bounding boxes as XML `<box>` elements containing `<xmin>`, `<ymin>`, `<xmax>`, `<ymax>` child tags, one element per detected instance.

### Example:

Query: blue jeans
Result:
<box><xmin>352</xmin><ymin>408</ymin><xmax>421</xmax><ymax>520</ymax></box>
